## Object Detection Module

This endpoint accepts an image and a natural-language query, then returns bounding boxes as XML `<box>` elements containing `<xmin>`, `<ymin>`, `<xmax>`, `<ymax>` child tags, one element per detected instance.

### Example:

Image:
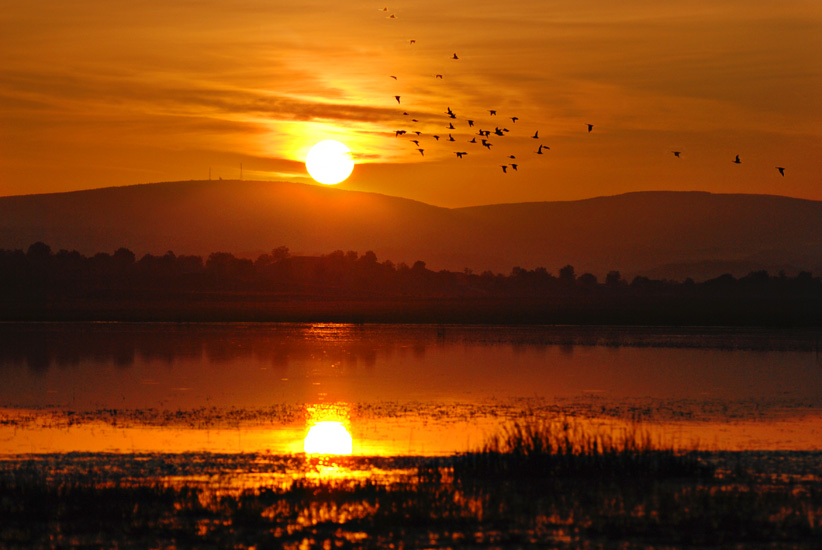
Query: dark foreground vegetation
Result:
<box><xmin>2</xmin><ymin>242</ymin><xmax>821</xmax><ymax>325</ymax></box>
<box><xmin>452</xmin><ymin>416</ymin><xmax>714</xmax><ymax>480</ymax></box>
<box><xmin>1</xmin><ymin>420</ymin><xmax>820</xmax><ymax>549</ymax></box>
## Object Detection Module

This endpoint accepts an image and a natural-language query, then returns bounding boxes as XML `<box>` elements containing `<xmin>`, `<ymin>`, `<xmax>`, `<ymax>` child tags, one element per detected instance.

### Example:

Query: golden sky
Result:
<box><xmin>1</xmin><ymin>0</ymin><xmax>820</xmax><ymax>206</ymax></box>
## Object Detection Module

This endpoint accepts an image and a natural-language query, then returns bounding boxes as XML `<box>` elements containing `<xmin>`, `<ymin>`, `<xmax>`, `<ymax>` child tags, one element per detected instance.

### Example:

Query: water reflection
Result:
<box><xmin>0</xmin><ymin>323</ymin><xmax>383</xmax><ymax>371</ymax></box>
<box><xmin>1</xmin><ymin>323</ymin><xmax>820</xmax><ymax>411</ymax></box>
<box><xmin>304</xmin><ymin>403</ymin><xmax>354</xmax><ymax>455</ymax></box>
<box><xmin>304</xmin><ymin>422</ymin><xmax>353</xmax><ymax>455</ymax></box>
<box><xmin>1</xmin><ymin>323</ymin><xmax>819</xmax><ymax>373</ymax></box>
<box><xmin>3</xmin><ymin>398</ymin><xmax>822</xmax><ymax>455</ymax></box>
<box><xmin>2</xmin><ymin>323</ymin><xmax>822</xmax><ymax>454</ymax></box>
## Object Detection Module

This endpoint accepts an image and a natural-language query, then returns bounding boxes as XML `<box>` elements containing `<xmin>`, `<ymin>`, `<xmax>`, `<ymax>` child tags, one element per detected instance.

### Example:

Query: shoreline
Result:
<box><xmin>2</xmin><ymin>295</ymin><xmax>821</xmax><ymax>326</ymax></box>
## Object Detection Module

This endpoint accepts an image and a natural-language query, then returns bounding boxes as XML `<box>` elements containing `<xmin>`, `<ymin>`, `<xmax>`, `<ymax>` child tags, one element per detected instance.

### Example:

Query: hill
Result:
<box><xmin>454</xmin><ymin>192</ymin><xmax>822</xmax><ymax>279</ymax></box>
<box><xmin>1</xmin><ymin>180</ymin><xmax>821</xmax><ymax>279</ymax></box>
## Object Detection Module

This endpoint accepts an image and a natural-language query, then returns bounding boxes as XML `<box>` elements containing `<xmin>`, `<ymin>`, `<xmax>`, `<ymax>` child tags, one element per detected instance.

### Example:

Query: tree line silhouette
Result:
<box><xmin>1</xmin><ymin>242</ymin><xmax>820</xmax><ymax>325</ymax></box>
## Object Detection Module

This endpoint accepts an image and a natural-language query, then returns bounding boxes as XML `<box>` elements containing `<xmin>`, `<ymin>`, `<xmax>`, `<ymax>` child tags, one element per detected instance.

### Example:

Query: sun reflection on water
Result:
<box><xmin>303</xmin><ymin>402</ymin><xmax>354</xmax><ymax>459</ymax></box>
<box><xmin>304</xmin><ymin>421</ymin><xmax>353</xmax><ymax>455</ymax></box>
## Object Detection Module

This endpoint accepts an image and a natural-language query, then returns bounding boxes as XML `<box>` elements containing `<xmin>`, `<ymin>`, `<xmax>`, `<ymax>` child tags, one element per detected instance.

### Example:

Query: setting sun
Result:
<box><xmin>303</xmin><ymin>421</ymin><xmax>354</xmax><ymax>455</ymax></box>
<box><xmin>305</xmin><ymin>140</ymin><xmax>354</xmax><ymax>185</ymax></box>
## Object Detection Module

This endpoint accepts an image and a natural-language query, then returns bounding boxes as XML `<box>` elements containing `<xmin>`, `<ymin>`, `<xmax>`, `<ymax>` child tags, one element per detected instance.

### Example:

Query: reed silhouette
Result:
<box><xmin>452</xmin><ymin>416</ymin><xmax>712</xmax><ymax>480</ymax></box>
<box><xmin>1</xmin><ymin>449</ymin><xmax>819</xmax><ymax>548</ymax></box>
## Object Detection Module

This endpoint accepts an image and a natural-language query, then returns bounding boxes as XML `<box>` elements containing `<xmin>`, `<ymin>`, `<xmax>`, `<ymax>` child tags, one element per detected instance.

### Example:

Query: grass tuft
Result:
<box><xmin>453</xmin><ymin>415</ymin><xmax>713</xmax><ymax>480</ymax></box>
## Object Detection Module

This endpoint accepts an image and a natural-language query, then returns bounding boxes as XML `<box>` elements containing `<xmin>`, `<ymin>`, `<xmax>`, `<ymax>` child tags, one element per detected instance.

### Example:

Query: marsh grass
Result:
<box><xmin>1</xmin><ymin>451</ymin><xmax>821</xmax><ymax>549</ymax></box>
<box><xmin>453</xmin><ymin>416</ymin><xmax>713</xmax><ymax>480</ymax></box>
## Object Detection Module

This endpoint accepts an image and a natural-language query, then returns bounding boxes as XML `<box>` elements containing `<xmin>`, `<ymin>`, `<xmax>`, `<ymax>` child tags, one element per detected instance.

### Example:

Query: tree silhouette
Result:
<box><xmin>272</xmin><ymin>246</ymin><xmax>290</xmax><ymax>262</ymax></box>
<box><xmin>26</xmin><ymin>242</ymin><xmax>52</xmax><ymax>261</ymax></box>
<box><xmin>559</xmin><ymin>264</ymin><xmax>576</xmax><ymax>282</ymax></box>
<box><xmin>112</xmin><ymin>248</ymin><xmax>136</xmax><ymax>271</ymax></box>
<box><xmin>578</xmin><ymin>273</ymin><xmax>598</xmax><ymax>286</ymax></box>
<box><xmin>360</xmin><ymin>250</ymin><xmax>378</xmax><ymax>265</ymax></box>
<box><xmin>606</xmin><ymin>271</ymin><xmax>622</xmax><ymax>286</ymax></box>
<box><xmin>1</xmin><ymin>242</ymin><xmax>821</xmax><ymax>325</ymax></box>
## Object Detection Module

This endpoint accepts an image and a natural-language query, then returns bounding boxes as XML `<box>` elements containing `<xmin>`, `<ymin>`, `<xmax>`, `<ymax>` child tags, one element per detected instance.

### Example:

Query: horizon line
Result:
<box><xmin>1</xmin><ymin>178</ymin><xmax>818</xmax><ymax>209</ymax></box>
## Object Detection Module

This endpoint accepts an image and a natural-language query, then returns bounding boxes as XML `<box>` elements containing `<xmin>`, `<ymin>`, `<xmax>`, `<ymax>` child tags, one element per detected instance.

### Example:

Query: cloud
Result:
<box><xmin>2</xmin><ymin>0</ymin><xmax>821</xmax><ymax>203</ymax></box>
<box><xmin>0</xmin><ymin>66</ymin><xmax>411</xmax><ymax>136</ymax></box>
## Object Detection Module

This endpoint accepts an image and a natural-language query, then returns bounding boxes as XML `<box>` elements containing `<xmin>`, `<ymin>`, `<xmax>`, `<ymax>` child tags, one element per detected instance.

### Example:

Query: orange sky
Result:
<box><xmin>1</xmin><ymin>0</ymin><xmax>820</xmax><ymax>207</ymax></box>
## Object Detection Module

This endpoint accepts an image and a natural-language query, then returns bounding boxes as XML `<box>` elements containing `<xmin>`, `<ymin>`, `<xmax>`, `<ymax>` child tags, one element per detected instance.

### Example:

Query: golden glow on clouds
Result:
<box><xmin>0</xmin><ymin>0</ymin><xmax>820</xmax><ymax>204</ymax></box>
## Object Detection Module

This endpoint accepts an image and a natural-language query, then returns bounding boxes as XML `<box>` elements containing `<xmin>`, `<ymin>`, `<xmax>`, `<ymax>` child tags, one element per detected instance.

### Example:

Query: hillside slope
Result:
<box><xmin>1</xmin><ymin>181</ymin><xmax>820</xmax><ymax>278</ymax></box>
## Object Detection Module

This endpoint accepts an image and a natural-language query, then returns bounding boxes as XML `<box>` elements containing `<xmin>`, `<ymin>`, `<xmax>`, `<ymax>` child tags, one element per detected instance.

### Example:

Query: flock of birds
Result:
<box><xmin>390</xmin><ymin>102</ymin><xmax>563</xmax><ymax>172</ymax></box>
<box><xmin>377</xmin><ymin>6</ymin><xmax>788</xmax><ymax>178</ymax></box>
<box><xmin>387</xmin><ymin>53</ymin><xmax>568</xmax><ymax>174</ymax></box>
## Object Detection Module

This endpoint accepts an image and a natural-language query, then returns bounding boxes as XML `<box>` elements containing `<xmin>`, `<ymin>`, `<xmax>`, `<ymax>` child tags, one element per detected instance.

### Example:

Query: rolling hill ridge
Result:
<box><xmin>1</xmin><ymin>180</ymin><xmax>820</xmax><ymax>280</ymax></box>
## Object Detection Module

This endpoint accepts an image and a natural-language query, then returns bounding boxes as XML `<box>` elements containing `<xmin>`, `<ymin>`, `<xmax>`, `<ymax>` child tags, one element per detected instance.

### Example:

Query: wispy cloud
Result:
<box><xmin>1</xmin><ymin>0</ymin><xmax>820</xmax><ymax>204</ymax></box>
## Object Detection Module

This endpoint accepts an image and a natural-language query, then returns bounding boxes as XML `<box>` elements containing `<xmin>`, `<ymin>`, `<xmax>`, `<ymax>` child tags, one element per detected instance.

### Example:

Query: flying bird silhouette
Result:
<box><xmin>483</xmin><ymin>141</ymin><xmax>493</xmax><ymax>149</ymax></box>
<box><xmin>389</xmin><ymin>75</ymin><xmax>397</xmax><ymax>80</ymax></box>
<box><xmin>672</xmin><ymin>151</ymin><xmax>681</xmax><ymax>158</ymax></box>
<box><xmin>455</xmin><ymin>151</ymin><xmax>467</xmax><ymax>158</ymax></box>
<box><xmin>432</xmin><ymin>135</ymin><xmax>440</xmax><ymax>141</ymax></box>
<box><xmin>448</xmin><ymin>134</ymin><xmax>455</xmax><ymax>141</ymax></box>
<box><xmin>414</xmin><ymin>131</ymin><xmax>421</xmax><ymax>136</ymax></box>
<box><xmin>511</xmin><ymin>117</ymin><xmax>518</xmax><ymax>123</ymax></box>
<box><xmin>452</xmin><ymin>53</ymin><xmax>459</xmax><ymax>59</ymax></box>
<box><xmin>448</xmin><ymin>123</ymin><xmax>455</xmax><ymax>129</ymax></box>
<box><xmin>435</xmin><ymin>74</ymin><xmax>443</xmax><ymax>79</ymax></box>
<box><xmin>395</xmin><ymin>130</ymin><xmax>406</xmax><ymax>136</ymax></box>
<box><xmin>733</xmin><ymin>154</ymin><xmax>741</xmax><ymax>164</ymax></box>
<box><xmin>467</xmin><ymin>120</ymin><xmax>474</xmax><ymax>127</ymax></box>
<box><xmin>509</xmin><ymin>155</ymin><xmax>516</xmax><ymax>159</ymax></box>
<box><xmin>489</xmin><ymin>110</ymin><xmax>497</xmax><ymax>116</ymax></box>
<box><xmin>510</xmin><ymin>164</ymin><xmax>518</xmax><ymax>171</ymax></box>
<box><xmin>469</xmin><ymin>137</ymin><xmax>477</xmax><ymax>143</ymax></box>
<box><xmin>395</xmin><ymin>96</ymin><xmax>400</xmax><ymax>104</ymax></box>
<box><xmin>410</xmin><ymin>39</ymin><xmax>415</xmax><ymax>44</ymax></box>
<box><xmin>587</xmin><ymin>124</ymin><xmax>594</xmax><ymax>132</ymax></box>
<box><xmin>417</xmin><ymin>148</ymin><xmax>424</xmax><ymax>156</ymax></box>
<box><xmin>500</xmin><ymin>165</ymin><xmax>508</xmax><ymax>173</ymax></box>
<box><xmin>532</xmin><ymin>130</ymin><xmax>539</xmax><ymax>139</ymax></box>
<box><xmin>536</xmin><ymin>145</ymin><xmax>544</xmax><ymax>154</ymax></box>
<box><xmin>777</xmin><ymin>166</ymin><xmax>785</xmax><ymax>176</ymax></box>
<box><xmin>411</xmin><ymin>140</ymin><xmax>420</xmax><ymax>146</ymax></box>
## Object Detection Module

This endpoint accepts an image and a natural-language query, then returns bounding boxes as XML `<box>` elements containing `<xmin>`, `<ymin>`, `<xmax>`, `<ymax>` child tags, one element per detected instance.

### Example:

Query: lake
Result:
<box><xmin>2</xmin><ymin>323</ymin><xmax>821</xmax><ymax>455</ymax></box>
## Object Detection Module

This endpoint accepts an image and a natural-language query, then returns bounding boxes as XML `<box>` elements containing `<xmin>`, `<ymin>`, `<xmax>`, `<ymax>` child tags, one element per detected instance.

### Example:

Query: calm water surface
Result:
<box><xmin>1</xmin><ymin>323</ymin><xmax>821</xmax><ymax>455</ymax></box>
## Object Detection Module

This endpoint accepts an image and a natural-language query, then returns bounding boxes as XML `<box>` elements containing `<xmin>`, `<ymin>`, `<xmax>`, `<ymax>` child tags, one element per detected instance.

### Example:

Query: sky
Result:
<box><xmin>1</xmin><ymin>0</ymin><xmax>820</xmax><ymax>207</ymax></box>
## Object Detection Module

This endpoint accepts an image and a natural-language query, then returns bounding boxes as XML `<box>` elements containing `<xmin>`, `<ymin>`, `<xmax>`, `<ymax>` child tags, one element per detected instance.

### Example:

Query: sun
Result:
<box><xmin>303</xmin><ymin>421</ymin><xmax>354</xmax><ymax>455</ymax></box>
<box><xmin>305</xmin><ymin>140</ymin><xmax>355</xmax><ymax>185</ymax></box>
